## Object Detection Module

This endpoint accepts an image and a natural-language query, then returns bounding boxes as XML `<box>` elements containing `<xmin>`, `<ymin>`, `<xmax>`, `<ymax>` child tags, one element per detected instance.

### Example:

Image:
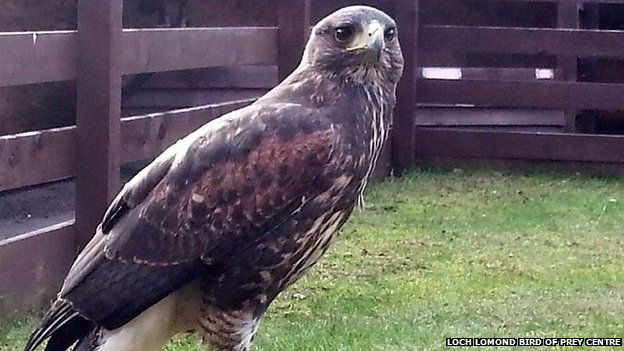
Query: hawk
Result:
<box><xmin>25</xmin><ymin>6</ymin><xmax>404</xmax><ymax>351</ymax></box>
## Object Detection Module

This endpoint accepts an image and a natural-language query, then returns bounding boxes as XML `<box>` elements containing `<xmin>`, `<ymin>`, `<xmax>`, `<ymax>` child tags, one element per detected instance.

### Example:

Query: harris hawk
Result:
<box><xmin>25</xmin><ymin>6</ymin><xmax>404</xmax><ymax>351</ymax></box>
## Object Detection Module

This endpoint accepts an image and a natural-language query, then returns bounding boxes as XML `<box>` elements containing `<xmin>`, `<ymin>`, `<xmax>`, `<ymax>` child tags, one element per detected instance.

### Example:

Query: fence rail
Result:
<box><xmin>0</xmin><ymin>100</ymin><xmax>254</xmax><ymax>192</ymax></box>
<box><xmin>421</xmin><ymin>25</ymin><xmax>624</xmax><ymax>57</ymax></box>
<box><xmin>418</xmin><ymin>79</ymin><xmax>624</xmax><ymax>110</ymax></box>
<box><xmin>0</xmin><ymin>221</ymin><xmax>75</xmax><ymax>317</ymax></box>
<box><xmin>415</xmin><ymin>129</ymin><xmax>624</xmax><ymax>163</ymax></box>
<box><xmin>0</xmin><ymin>28</ymin><xmax>277</xmax><ymax>88</ymax></box>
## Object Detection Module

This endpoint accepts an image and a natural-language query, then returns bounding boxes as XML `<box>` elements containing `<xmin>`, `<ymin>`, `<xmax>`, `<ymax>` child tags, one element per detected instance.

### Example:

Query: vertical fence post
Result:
<box><xmin>392</xmin><ymin>0</ymin><xmax>419</xmax><ymax>174</ymax></box>
<box><xmin>577</xmin><ymin>3</ymin><xmax>599</xmax><ymax>133</ymax></box>
<box><xmin>557</xmin><ymin>0</ymin><xmax>580</xmax><ymax>132</ymax></box>
<box><xmin>278</xmin><ymin>0</ymin><xmax>311</xmax><ymax>81</ymax></box>
<box><xmin>75</xmin><ymin>0</ymin><xmax>123</xmax><ymax>249</ymax></box>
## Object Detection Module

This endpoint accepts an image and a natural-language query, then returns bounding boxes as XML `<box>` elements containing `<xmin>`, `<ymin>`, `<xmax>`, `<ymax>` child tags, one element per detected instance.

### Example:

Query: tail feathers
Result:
<box><xmin>44</xmin><ymin>317</ymin><xmax>93</xmax><ymax>351</ymax></box>
<box><xmin>24</xmin><ymin>300</ymin><xmax>93</xmax><ymax>351</ymax></box>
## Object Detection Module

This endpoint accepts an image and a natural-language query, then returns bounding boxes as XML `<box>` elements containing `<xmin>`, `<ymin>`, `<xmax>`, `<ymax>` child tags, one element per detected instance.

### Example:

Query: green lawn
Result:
<box><xmin>2</xmin><ymin>169</ymin><xmax>623</xmax><ymax>350</ymax></box>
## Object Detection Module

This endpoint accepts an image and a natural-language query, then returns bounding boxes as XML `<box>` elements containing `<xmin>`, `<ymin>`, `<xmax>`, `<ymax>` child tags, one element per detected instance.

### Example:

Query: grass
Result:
<box><xmin>2</xmin><ymin>169</ymin><xmax>624</xmax><ymax>350</ymax></box>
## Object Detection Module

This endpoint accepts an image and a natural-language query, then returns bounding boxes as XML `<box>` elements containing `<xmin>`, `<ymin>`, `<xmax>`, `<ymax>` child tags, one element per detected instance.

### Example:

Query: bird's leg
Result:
<box><xmin>198</xmin><ymin>306</ymin><xmax>263</xmax><ymax>351</ymax></box>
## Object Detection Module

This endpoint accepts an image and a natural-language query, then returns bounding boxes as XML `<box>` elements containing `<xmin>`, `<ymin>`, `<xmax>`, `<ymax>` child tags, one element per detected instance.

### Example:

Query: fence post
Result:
<box><xmin>392</xmin><ymin>0</ymin><xmax>419</xmax><ymax>174</ymax></box>
<box><xmin>577</xmin><ymin>3</ymin><xmax>599</xmax><ymax>133</ymax></box>
<box><xmin>278</xmin><ymin>0</ymin><xmax>311</xmax><ymax>81</ymax></box>
<box><xmin>557</xmin><ymin>0</ymin><xmax>580</xmax><ymax>132</ymax></box>
<box><xmin>75</xmin><ymin>0</ymin><xmax>123</xmax><ymax>249</ymax></box>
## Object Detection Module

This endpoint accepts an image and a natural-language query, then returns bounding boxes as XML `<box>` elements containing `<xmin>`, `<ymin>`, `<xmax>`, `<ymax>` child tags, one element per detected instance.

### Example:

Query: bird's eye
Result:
<box><xmin>384</xmin><ymin>27</ymin><xmax>396</xmax><ymax>41</ymax></box>
<box><xmin>335</xmin><ymin>25</ymin><xmax>355</xmax><ymax>43</ymax></box>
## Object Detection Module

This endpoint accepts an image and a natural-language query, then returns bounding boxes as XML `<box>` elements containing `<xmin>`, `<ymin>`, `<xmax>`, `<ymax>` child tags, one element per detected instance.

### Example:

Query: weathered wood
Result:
<box><xmin>418</xmin><ymin>79</ymin><xmax>624</xmax><ymax>110</ymax></box>
<box><xmin>420</xmin><ymin>67</ymin><xmax>562</xmax><ymax>81</ymax></box>
<box><xmin>420</xmin><ymin>25</ymin><xmax>624</xmax><ymax>58</ymax></box>
<box><xmin>418</xmin><ymin>156</ymin><xmax>624</xmax><ymax>177</ymax></box>
<box><xmin>0</xmin><ymin>28</ymin><xmax>278</xmax><ymax>87</ymax></box>
<box><xmin>122</xmin><ymin>99</ymin><xmax>256</xmax><ymax>162</ymax></box>
<box><xmin>123</xmin><ymin>89</ymin><xmax>266</xmax><ymax>109</ymax></box>
<box><xmin>0</xmin><ymin>127</ymin><xmax>76</xmax><ymax>192</ymax></box>
<box><xmin>0</xmin><ymin>31</ymin><xmax>76</xmax><ymax>87</ymax></box>
<box><xmin>414</xmin><ymin>128</ymin><xmax>624</xmax><ymax>163</ymax></box>
<box><xmin>478</xmin><ymin>0</ymin><xmax>624</xmax><ymax>3</ymax></box>
<box><xmin>278</xmin><ymin>0</ymin><xmax>311</xmax><ymax>81</ymax></box>
<box><xmin>314</xmin><ymin>0</ymin><xmax>395</xmax><ymax>22</ymax></box>
<box><xmin>414</xmin><ymin>108</ymin><xmax>566</xmax><ymax>126</ymax></box>
<box><xmin>422</xmin><ymin>126</ymin><xmax>564</xmax><ymax>133</ymax></box>
<box><xmin>0</xmin><ymin>221</ymin><xmax>75</xmax><ymax>318</ymax></box>
<box><xmin>141</xmin><ymin>66</ymin><xmax>278</xmax><ymax>89</ymax></box>
<box><xmin>121</xmin><ymin>27</ymin><xmax>278</xmax><ymax>75</ymax></box>
<box><xmin>0</xmin><ymin>100</ymin><xmax>256</xmax><ymax>192</ymax></box>
<box><xmin>578</xmin><ymin>4</ymin><xmax>600</xmax><ymax>133</ymax></box>
<box><xmin>75</xmin><ymin>0</ymin><xmax>123</xmax><ymax>249</ymax></box>
<box><xmin>418</xmin><ymin>52</ymin><xmax>555</xmax><ymax>68</ymax></box>
<box><xmin>557</xmin><ymin>0</ymin><xmax>580</xmax><ymax>132</ymax></box>
<box><xmin>392</xmin><ymin>0</ymin><xmax>419</xmax><ymax>174</ymax></box>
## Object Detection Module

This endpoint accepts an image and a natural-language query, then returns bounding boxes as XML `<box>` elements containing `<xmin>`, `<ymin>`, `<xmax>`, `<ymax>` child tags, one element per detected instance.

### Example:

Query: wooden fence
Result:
<box><xmin>3</xmin><ymin>0</ymin><xmax>624</xmax><ymax>317</ymax></box>
<box><xmin>413</xmin><ymin>0</ymin><xmax>624</xmax><ymax>173</ymax></box>
<box><xmin>0</xmin><ymin>0</ymin><xmax>311</xmax><ymax>317</ymax></box>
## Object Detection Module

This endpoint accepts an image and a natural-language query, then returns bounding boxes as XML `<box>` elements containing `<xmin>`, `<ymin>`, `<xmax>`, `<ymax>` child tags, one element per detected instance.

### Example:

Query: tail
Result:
<box><xmin>24</xmin><ymin>300</ymin><xmax>93</xmax><ymax>351</ymax></box>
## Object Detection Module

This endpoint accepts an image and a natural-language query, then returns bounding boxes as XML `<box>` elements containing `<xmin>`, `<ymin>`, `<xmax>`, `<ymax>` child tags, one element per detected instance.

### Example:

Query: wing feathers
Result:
<box><xmin>53</xmin><ymin>104</ymin><xmax>342</xmax><ymax>329</ymax></box>
<box><xmin>101</xmin><ymin>147</ymin><xmax>176</xmax><ymax>233</ymax></box>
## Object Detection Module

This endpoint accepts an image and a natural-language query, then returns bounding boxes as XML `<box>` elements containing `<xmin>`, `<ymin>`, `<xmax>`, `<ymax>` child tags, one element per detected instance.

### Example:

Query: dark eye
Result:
<box><xmin>335</xmin><ymin>25</ymin><xmax>355</xmax><ymax>42</ymax></box>
<box><xmin>384</xmin><ymin>27</ymin><xmax>396</xmax><ymax>41</ymax></box>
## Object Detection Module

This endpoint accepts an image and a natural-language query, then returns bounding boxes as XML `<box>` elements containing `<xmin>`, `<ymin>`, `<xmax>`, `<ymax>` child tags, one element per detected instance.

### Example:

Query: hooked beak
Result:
<box><xmin>346</xmin><ymin>21</ymin><xmax>385</xmax><ymax>62</ymax></box>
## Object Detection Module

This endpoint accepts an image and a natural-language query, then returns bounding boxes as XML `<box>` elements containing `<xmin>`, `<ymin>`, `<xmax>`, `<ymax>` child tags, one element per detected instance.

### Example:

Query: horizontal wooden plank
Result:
<box><xmin>422</xmin><ymin>67</ymin><xmax>561</xmax><ymax>81</ymax></box>
<box><xmin>420</xmin><ymin>25</ymin><xmax>624</xmax><ymax>58</ymax></box>
<box><xmin>122</xmin><ymin>107</ymin><xmax>170</xmax><ymax>117</ymax></box>
<box><xmin>418</xmin><ymin>79</ymin><xmax>624</xmax><ymax>110</ymax></box>
<box><xmin>424</xmin><ymin>126</ymin><xmax>564</xmax><ymax>133</ymax></box>
<box><xmin>124</xmin><ymin>89</ymin><xmax>266</xmax><ymax>109</ymax></box>
<box><xmin>482</xmin><ymin>0</ymin><xmax>624</xmax><ymax>2</ymax></box>
<box><xmin>417</xmin><ymin>156</ymin><xmax>624</xmax><ymax>177</ymax></box>
<box><xmin>0</xmin><ymin>221</ymin><xmax>75</xmax><ymax>317</ymax></box>
<box><xmin>121</xmin><ymin>27</ymin><xmax>278</xmax><ymax>75</ymax></box>
<box><xmin>122</xmin><ymin>99</ymin><xmax>255</xmax><ymax>162</ymax></box>
<box><xmin>0</xmin><ymin>31</ymin><xmax>76</xmax><ymax>88</ymax></box>
<box><xmin>0</xmin><ymin>127</ymin><xmax>76</xmax><ymax>193</ymax></box>
<box><xmin>0</xmin><ymin>27</ymin><xmax>277</xmax><ymax>87</ymax></box>
<box><xmin>141</xmin><ymin>66</ymin><xmax>278</xmax><ymax>89</ymax></box>
<box><xmin>414</xmin><ymin>128</ymin><xmax>624</xmax><ymax>163</ymax></box>
<box><xmin>0</xmin><ymin>99</ymin><xmax>255</xmax><ymax>192</ymax></box>
<box><xmin>414</xmin><ymin>108</ymin><xmax>566</xmax><ymax>126</ymax></box>
<box><xmin>419</xmin><ymin>51</ymin><xmax>557</xmax><ymax>68</ymax></box>
<box><xmin>451</xmin><ymin>68</ymin><xmax>561</xmax><ymax>81</ymax></box>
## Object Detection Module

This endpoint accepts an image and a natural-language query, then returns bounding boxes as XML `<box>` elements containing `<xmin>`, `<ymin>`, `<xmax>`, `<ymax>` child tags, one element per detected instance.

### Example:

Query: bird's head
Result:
<box><xmin>301</xmin><ymin>6</ymin><xmax>404</xmax><ymax>86</ymax></box>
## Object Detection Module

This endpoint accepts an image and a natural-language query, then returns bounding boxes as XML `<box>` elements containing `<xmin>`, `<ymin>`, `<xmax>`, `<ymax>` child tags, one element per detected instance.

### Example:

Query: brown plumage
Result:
<box><xmin>25</xmin><ymin>5</ymin><xmax>404</xmax><ymax>351</ymax></box>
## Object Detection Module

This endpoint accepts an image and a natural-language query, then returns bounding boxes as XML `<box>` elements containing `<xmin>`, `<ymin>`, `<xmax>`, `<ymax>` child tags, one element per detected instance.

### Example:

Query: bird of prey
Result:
<box><xmin>25</xmin><ymin>6</ymin><xmax>404</xmax><ymax>351</ymax></box>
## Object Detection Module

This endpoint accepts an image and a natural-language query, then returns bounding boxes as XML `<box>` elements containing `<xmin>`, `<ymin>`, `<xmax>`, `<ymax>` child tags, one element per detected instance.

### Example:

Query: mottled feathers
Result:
<box><xmin>25</xmin><ymin>5</ymin><xmax>403</xmax><ymax>351</ymax></box>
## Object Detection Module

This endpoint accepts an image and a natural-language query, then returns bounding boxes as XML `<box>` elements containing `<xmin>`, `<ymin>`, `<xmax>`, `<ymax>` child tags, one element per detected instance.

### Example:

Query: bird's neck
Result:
<box><xmin>272</xmin><ymin>65</ymin><xmax>396</xmax><ymax>111</ymax></box>
<box><xmin>261</xmin><ymin>65</ymin><xmax>395</xmax><ymax>199</ymax></box>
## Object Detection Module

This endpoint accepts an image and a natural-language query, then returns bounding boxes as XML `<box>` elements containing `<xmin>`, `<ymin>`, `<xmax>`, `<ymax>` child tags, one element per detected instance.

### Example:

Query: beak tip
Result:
<box><xmin>367</xmin><ymin>22</ymin><xmax>385</xmax><ymax>61</ymax></box>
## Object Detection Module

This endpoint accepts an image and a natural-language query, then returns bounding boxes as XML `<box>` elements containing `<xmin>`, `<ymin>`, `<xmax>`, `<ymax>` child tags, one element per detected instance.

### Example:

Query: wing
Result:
<box><xmin>59</xmin><ymin>103</ymin><xmax>345</xmax><ymax>329</ymax></box>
